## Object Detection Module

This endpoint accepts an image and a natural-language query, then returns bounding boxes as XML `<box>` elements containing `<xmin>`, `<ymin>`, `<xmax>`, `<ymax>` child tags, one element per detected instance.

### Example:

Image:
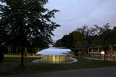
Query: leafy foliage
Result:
<box><xmin>54</xmin><ymin>23</ymin><xmax>116</xmax><ymax>49</ymax></box>
<box><xmin>0</xmin><ymin>0</ymin><xmax>60</xmax><ymax>48</ymax></box>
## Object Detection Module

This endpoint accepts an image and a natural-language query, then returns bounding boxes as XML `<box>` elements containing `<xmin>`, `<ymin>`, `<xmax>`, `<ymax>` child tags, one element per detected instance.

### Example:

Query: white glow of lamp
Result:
<box><xmin>101</xmin><ymin>51</ymin><xmax>105</xmax><ymax>55</ymax></box>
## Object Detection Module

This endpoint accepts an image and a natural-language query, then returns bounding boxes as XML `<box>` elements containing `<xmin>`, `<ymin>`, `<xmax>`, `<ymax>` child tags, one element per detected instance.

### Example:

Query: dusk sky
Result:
<box><xmin>45</xmin><ymin>0</ymin><xmax>116</xmax><ymax>41</ymax></box>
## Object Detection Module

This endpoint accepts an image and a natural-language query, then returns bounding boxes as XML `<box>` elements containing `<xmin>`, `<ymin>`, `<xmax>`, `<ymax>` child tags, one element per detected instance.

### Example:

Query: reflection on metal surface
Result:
<box><xmin>32</xmin><ymin>55</ymin><xmax>77</xmax><ymax>64</ymax></box>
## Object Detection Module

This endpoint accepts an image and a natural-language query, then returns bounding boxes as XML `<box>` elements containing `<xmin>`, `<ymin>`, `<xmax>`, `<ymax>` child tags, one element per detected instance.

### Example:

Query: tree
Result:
<box><xmin>109</xmin><ymin>26</ymin><xmax>116</xmax><ymax>45</ymax></box>
<box><xmin>54</xmin><ymin>23</ymin><xmax>115</xmax><ymax>50</ymax></box>
<box><xmin>0</xmin><ymin>0</ymin><xmax>60</xmax><ymax>67</ymax></box>
<box><xmin>0</xmin><ymin>16</ymin><xmax>7</xmax><ymax>62</ymax></box>
<box><xmin>94</xmin><ymin>23</ymin><xmax>111</xmax><ymax>47</ymax></box>
<box><xmin>53</xmin><ymin>39</ymin><xmax>64</xmax><ymax>47</ymax></box>
<box><xmin>62</xmin><ymin>34</ymin><xmax>73</xmax><ymax>48</ymax></box>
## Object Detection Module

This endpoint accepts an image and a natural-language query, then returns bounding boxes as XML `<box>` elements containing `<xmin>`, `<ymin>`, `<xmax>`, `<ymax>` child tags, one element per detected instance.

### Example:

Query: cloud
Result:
<box><xmin>46</xmin><ymin>0</ymin><xmax>116</xmax><ymax>41</ymax></box>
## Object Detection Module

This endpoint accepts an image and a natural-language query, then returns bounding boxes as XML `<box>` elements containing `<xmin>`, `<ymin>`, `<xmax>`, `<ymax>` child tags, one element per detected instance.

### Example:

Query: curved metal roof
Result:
<box><xmin>36</xmin><ymin>47</ymin><xmax>71</xmax><ymax>55</ymax></box>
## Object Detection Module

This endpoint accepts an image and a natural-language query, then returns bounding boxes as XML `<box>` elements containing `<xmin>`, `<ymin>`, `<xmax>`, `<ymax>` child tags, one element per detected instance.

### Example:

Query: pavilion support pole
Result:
<box><xmin>104</xmin><ymin>54</ymin><xmax>106</xmax><ymax>63</ymax></box>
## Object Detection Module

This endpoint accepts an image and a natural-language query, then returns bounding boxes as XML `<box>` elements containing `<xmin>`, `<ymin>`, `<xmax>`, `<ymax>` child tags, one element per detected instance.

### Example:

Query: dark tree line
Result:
<box><xmin>54</xmin><ymin>23</ymin><xmax>116</xmax><ymax>49</ymax></box>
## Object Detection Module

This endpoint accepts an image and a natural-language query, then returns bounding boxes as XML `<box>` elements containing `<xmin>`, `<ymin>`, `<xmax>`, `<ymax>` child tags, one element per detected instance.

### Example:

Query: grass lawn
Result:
<box><xmin>0</xmin><ymin>56</ymin><xmax>116</xmax><ymax>76</ymax></box>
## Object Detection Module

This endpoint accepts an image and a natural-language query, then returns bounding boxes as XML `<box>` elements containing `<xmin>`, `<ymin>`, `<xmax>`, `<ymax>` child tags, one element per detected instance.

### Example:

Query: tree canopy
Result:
<box><xmin>54</xmin><ymin>23</ymin><xmax>116</xmax><ymax>49</ymax></box>
<box><xmin>0</xmin><ymin>0</ymin><xmax>60</xmax><ymax>48</ymax></box>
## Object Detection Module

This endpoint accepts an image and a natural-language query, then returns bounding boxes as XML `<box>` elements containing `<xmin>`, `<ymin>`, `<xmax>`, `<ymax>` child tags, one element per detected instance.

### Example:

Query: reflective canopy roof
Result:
<box><xmin>36</xmin><ymin>47</ymin><xmax>71</xmax><ymax>55</ymax></box>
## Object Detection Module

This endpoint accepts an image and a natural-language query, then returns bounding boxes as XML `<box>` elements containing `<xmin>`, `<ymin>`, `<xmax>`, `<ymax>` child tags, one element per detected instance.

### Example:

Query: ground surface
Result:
<box><xmin>1</xmin><ymin>54</ymin><xmax>116</xmax><ymax>76</ymax></box>
<box><xmin>1</xmin><ymin>67</ymin><xmax>116</xmax><ymax>77</ymax></box>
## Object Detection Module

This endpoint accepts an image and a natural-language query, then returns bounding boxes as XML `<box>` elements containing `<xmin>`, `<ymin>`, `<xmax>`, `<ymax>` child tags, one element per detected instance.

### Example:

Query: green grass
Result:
<box><xmin>2</xmin><ymin>57</ymin><xmax>39</xmax><ymax>63</ymax></box>
<box><xmin>0</xmin><ymin>57</ymin><xmax>116</xmax><ymax>76</ymax></box>
<box><xmin>28</xmin><ymin>57</ymin><xmax>116</xmax><ymax>71</ymax></box>
<box><xmin>0</xmin><ymin>57</ymin><xmax>39</xmax><ymax>75</ymax></box>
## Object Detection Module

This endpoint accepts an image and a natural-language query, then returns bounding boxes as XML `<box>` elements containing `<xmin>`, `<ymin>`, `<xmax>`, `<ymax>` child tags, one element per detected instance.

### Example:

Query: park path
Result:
<box><xmin>85</xmin><ymin>57</ymin><xmax>116</xmax><ymax>61</ymax></box>
<box><xmin>1</xmin><ymin>67</ymin><xmax>116</xmax><ymax>77</ymax></box>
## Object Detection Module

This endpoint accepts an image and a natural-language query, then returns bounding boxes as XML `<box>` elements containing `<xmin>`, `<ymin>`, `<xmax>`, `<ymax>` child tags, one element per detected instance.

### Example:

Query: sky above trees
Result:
<box><xmin>46</xmin><ymin>0</ymin><xmax>116</xmax><ymax>41</ymax></box>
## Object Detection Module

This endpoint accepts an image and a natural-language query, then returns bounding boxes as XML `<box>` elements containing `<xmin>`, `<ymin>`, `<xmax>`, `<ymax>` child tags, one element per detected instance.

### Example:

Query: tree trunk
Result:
<box><xmin>0</xmin><ymin>46</ymin><xmax>4</xmax><ymax>62</ymax></box>
<box><xmin>21</xmin><ymin>46</ymin><xmax>24</xmax><ymax>67</ymax></box>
